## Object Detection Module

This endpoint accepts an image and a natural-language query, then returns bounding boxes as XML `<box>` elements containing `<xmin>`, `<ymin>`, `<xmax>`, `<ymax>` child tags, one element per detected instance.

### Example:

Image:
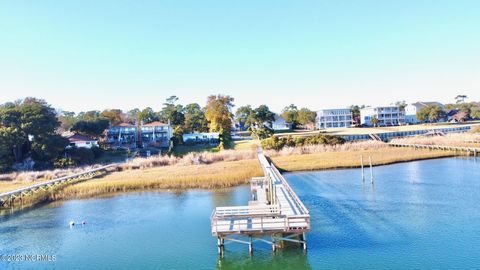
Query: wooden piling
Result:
<box><xmin>369</xmin><ymin>156</ymin><xmax>374</xmax><ymax>184</ymax></box>
<box><xmin>302</xmin><ymin>232</ymin><xmax>307</xmax><ymax>252</ymax></box>
<box><xmin>360</xmin><ymin>155</ymin><xmax>365</xmax><ymax>182</ymax></box>
<box><xmin>249</xmin><ymin>236</ymin><xmax>253</xmax><ymax>255</ymax></box>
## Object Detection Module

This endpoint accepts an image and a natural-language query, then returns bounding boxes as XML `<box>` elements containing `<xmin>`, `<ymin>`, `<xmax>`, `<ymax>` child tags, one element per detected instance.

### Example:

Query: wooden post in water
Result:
<box><xmin>369</xmin><ymin>156</ymin><xmax>374</xmax><ymax>184</ymax></box>
<box><xmin>360</xmin><ymin>155</ymin><xmax>365</xmax><ymax>182</ymax></box>
<box><xmin>217</xmin><ymin>237</ymin><xmax>224</xmax><ymax>255</ymax></box>
<box><xmin>249</xmin><ymin>236</ymin><xmax>253</xmax><ymax>255</ymax></box>
<box><xmin>302</xmin><ymin>232</ymin><xmax>307</xmax><ymax>252</ymax></box>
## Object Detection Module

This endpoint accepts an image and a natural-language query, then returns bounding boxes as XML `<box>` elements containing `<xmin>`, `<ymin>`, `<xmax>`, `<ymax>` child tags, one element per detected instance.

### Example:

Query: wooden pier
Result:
<box><xmin>211</xmin><ymin>149</ymin><xmax>310</xmax><ymax>255</ymax></box>
<box><xmin>0</xmin><ymin>164</ymin><xmax>114</xmax><ymax>208</ymax></box>
<box><xmin>389</xmin><ymin>143</ymin><xmax>480</xmax><ymax>157</ymax></box>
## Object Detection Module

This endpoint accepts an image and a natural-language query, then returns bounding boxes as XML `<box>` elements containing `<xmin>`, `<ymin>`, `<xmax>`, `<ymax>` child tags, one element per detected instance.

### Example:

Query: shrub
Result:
<box><xmin>261</xmin><ymin>134</ymin><xmax>345</xmax><ymax>150</ymax></box>
<box><xmin>54</xmin><ymin>157</ymin><xmax>75</xmax><ymax>168</ymax></box>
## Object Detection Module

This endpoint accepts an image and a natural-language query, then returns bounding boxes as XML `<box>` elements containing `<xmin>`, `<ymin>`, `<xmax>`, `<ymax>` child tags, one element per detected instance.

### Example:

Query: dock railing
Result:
<box><xmin>389</xmin><ymin>143</ymin><xmax>480</xmax><ymax>156</ymax></box>
<box><xmin>211</xmin><ymin>150</ymin><xmax>310</xmax><ymax>236</ymax></box>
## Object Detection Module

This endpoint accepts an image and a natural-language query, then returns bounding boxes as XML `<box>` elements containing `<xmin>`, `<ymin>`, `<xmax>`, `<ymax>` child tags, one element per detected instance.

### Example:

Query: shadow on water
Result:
<box><xmin>216</xmin><ymin>250</ymin><xmax>311</xmax><ymax>270</ymax></box>
<box><xmin>291</xmin><ymin>174</ymin><xmax>410</xmax><ymax>250</ymax></box>
<box><xmin>0</xmin><ymin>200</ymin><xmax>54</xmax><ymax>220</ymax></box>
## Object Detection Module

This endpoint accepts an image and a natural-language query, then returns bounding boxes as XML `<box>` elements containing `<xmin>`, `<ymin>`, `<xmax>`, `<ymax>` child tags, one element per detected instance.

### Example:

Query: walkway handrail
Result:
<box><xmin>270</xmin><ymin>164</ymin><xmax>310</xmax><ymax>215</ymax></box>
<box><xmin>389</xmin><ymin>142</ymin><xmax>480</xmax><ymax>152</ymax></box>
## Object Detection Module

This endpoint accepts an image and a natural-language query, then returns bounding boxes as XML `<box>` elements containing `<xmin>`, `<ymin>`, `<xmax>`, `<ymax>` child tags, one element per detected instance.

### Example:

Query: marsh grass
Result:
<box><xmin>270</xmin><ymin>147</ymin><xmax>456</xmax><ymax>172</ymax></box>
<box><xmin>0</xmin><ymin>149</ymin><xmax>258</xmax><ymax>194</ymax></box>
<box><xmin>55</xmin><ymin>159</ymin><xmax>263</xmax><ymax>199</ymax></box>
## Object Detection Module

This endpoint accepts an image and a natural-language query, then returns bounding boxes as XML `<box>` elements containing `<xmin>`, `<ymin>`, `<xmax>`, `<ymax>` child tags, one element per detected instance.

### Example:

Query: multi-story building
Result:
<box><xmin>405</xmin><ymin>102</ymin><xmax>445</xmax><ymax>124</ymax></box>
<box><xmin>106</xmin><ymin>123</ymin><xmax>137</xmax><ymax>144</ymax></box>
<box><xmin>140</xmin><ymin>121</ymin><xmax>173</xmax><ymax>147</ymax></box>
<box><xmin>360</xmin><ymin>106</ymin><xmax>405</xmax><ymax>126</ymax></box>
<box><xmin>316</xmin><ymin>109</ymin><xmax>353</xmax><ymax>129</ymax></box>
<box><xmin>106</xmin><ymin>121</ymin><xmax>173</xmax><ymax>148</ymax></box>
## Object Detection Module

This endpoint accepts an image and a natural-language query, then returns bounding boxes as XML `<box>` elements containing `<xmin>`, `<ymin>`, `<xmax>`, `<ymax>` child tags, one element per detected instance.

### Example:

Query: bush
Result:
<box><xmin>54</xmin><ymin>157</ymin><xmax>75</xmax><ymax>168</ymax></box>
<box><xmin>65</xmin><ymin>147</ymin><xmax>96</xmax><ymax>165</ymax></box>
<box><xmin>261</xmin><ymin>134</ymin><xmax>345</xmax><ymax>150</ymax></box>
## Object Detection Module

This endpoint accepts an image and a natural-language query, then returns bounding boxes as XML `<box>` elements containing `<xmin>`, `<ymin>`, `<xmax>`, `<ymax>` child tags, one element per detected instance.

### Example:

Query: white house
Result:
<box><xmin>183</xmin><ymin>132</ymin><xmax>219</xmax><ymax>144</ymax></box>
<box><xmin>316</xmin><ymin>108</ymin><xmax>353</xmax><ymax>129</ymax></box>
<box><xmin>360</xmin><ymin>106</ymin><xmax>405</xmax><ymax>127</ymax></box>
<box><xmin>405</xmin><ymin>102</ymin><xmax>445</xmax><ymax>124</ymax></box>
<box><xmin>67</xmin><ymin>134</ymin><xmax>98</xmax><ymax>149</ymax></box>
<box><xmin>265</xmin><ymin>115</ymin><xmax>292</xmax><ymax>131</ymax></box>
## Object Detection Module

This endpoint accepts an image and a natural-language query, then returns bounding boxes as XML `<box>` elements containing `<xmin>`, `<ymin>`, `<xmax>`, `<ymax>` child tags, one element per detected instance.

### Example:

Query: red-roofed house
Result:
<box><xmin>449</xmin><ymin>111</ymin><xmax>469</xmax><ymax>123</ymax></box>
<box><xmin>67</xmin><ymin>134</ymin><xmax>98</xmax><ymax>149</ymax></box>
<box><xmin>140</xmin><ymin>121</ymin><xmax>173</xmax><ymax>147</ymax></box>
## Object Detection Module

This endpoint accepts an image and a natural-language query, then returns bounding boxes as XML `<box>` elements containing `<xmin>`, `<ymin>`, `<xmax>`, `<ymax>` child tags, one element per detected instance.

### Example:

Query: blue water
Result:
<box><xmin>0</xmin><ymin>157</ymin><xmax>479</xmax><ymax>269</ymax></box>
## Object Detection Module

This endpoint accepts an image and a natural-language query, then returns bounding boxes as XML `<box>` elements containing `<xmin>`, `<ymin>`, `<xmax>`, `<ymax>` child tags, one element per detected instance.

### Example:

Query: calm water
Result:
<box><xmin>1</xmin><ymin>157</ymin><xmax>479</xmax><ymax>269</ymax></box>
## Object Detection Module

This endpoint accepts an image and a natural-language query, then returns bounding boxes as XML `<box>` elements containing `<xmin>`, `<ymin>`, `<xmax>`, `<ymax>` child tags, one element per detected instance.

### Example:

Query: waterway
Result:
<box><xmin>0</xmin><ymin>157</ymin><xmax>479</xmax><ymax>269</ymax></box>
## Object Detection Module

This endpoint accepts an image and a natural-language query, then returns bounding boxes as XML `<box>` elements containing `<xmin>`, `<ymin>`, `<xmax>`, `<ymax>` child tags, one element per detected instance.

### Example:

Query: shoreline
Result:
<box><xmin>0</xmin><ymin>147</ymin><xmax>461</xmax><ymax>212</ymax></box>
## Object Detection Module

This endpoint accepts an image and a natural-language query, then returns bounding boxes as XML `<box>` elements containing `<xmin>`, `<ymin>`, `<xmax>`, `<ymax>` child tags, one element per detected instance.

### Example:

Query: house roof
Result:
<box><xmin>116</xmin><ymin>123</ymin><xmax>135</xmax><ymax>127</ymax></box>
<box><xmin>410</xmin><ymin>101</ymin><xmax>444</xmax><ymax>108</ymax></box>
<box><xmin>68</xmin><ymin>134</ymin><xmax>96</xmax><ymax>142</ymax></box>
<box><xmin>447</xmin><ymin>109</ymin><xmax>459</xmax><ymax>117</ymax></box>
<box><xmin>452</xmin><ymin>111</ymin><xmax>468</xmax><ymax>120</ymax></box>
<box><xmin>142</xmin><ymin>121</ymin><xmax>168</xmax><ymax>127</ymax></box>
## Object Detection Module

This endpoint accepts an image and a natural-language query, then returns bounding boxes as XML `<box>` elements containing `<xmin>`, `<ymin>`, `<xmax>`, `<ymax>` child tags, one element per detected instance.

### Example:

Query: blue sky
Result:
<box><xmin>0</xmin><ymin>0</ymin><xmax>479</xmax><ymax>113</ymax></box>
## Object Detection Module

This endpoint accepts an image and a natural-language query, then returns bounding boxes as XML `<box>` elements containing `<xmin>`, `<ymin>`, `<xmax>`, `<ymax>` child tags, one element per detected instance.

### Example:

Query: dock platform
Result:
<box><xmin>211</xmin><ymin>149</ymin><xmax>310</xmax><ymax>255</ymax></box>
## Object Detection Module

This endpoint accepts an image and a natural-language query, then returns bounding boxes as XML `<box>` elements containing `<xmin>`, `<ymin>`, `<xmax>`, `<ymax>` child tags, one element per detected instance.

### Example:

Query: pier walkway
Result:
<box><xmin>211</xmin><ymin>149</ymin><xmax>310</xmax><ymax>254</ymax></box>
<box><xmin>0</xmin><ymin>164</ymin><xmax>115</xmax><ymax>208</ymax></box>
<box><xmin>389</xmin><ymin>143</ymin><xmax>480</xmax><ymax>157</ymax></box>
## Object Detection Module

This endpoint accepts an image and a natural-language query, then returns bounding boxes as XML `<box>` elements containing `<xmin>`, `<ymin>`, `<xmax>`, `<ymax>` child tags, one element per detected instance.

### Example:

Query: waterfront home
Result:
<box><xmin>264</xmin><ymin>115</ymin><xmax>292</xmax><ymax>131</ymax></box>
<box><xmin>360</xmin><ymin>106</ymin><xmax>405</xmax><ymax>126</ymax></box>
<box><xmin>183</xmin><ymin>132</ymin><xmax>219</xmax><ymax>144</ymax></box>
<box><xmin>316</xmin><ymin>108</ymin><xmax>353</xmax><ymax>129</ymax></box>
<box><xmin>448</xmin><ymin>111</ymin><xmax>468</xmax><ymax>123</ymax></box>
<box><xmin>106</xmin><ymin>121</ymin><xmax>173</xmax><ymax>148</ymax></box>
<box><xmin>405</xmin><ymin>102</ymin><xmax>445</xmax><ymax>124</ymax></box>
<box><xmin>106</xmin><ymin>123</ymin><xmax>137</xmax><ymax>144</ymax></box>
<box><xmin>140</xmin><ymin>121</ymin><xmax>173</xmax><ymax>148</ymax></box>
<box><xmin>67</xmin><ymin>134</ymin><xmax>98</xmax><ymax>149</ymax></box>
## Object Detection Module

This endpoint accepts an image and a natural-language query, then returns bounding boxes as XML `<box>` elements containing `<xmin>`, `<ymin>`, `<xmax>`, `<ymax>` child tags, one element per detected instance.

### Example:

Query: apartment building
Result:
<box><xmin>316</xmin><ymin>108</ymin><xmax>353</xmax><ymax>129</ymax></box>
<box><xmin>360</xmin><ymin>106</ymin><xmax>405</xmax><ymax>126</ymax></box>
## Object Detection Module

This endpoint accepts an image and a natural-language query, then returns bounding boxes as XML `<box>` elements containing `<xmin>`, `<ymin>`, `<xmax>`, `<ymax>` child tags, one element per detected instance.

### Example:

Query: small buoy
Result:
<box><xmin>69</xmin><ymin>221</ymin><xmax>75</xmax><ymax>227</ymax></box>
<box><xmin>81</xmin><ymin>220</ymin><xmax>86</xmax><ymax>225</ymax></box>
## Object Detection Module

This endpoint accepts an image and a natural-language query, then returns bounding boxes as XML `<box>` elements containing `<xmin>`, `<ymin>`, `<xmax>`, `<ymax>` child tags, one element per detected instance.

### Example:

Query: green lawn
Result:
<box><xmin>95</xmin><ymin>149</ymin><xmax>130</xmax><ymax>163</ymax></box>
<box><xmin>173</xmin><ymin>144</ymin><xmax>219</xmax><ymax>156</ymax></box>
<box><xmin>233</xmin><ymin>139</ymin><xmax>259</xmax><ymax>151</ymax></box>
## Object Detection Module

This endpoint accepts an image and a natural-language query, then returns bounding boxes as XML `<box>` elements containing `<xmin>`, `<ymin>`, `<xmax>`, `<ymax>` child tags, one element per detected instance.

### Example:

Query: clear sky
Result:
<box><xmin>0</xmin><ymin>0</ymin><xmax>479</xmax><ymax>113</ymax></box>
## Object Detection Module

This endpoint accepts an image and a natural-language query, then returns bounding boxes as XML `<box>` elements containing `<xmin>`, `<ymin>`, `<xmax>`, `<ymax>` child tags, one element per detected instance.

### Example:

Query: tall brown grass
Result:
<box><xmin>271</xmin><ymin>147</ymin><xmax>456</xmax><ymax>172</ymax></box>
<box><xmin>0</xmin><ymin>165</ymin><xmax>107</xmax><ymax>182</ymax></box>
<box><xmin>266</xmin><ymin>140</ymin><xmax>388</xmax><ymax>157</ymax></box>
<box><xmin>55</xmin><ymin>159</ymin><xmax>263</xmax><ymax>199</ymax></box>
<box><xmin>0</xmin><ymin>149</ymin><xmax>258</xmax><ymax>191</ymax></box>
<box><xmin>119</xmin><ymin>149</ymin><xmax>257</xmax><ymax>170</ymax></box>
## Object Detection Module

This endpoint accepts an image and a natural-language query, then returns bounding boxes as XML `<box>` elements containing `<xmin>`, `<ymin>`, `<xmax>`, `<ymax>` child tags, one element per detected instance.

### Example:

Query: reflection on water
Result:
<box><xmin>217</xmin><ymin>250</ymin><xmax>311</xmax><ymax>270</ymax></box>
<box><xmin>0</xmin><ymin>157</ymin><xmax>479</xmax><ymax>269</ymax></box>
